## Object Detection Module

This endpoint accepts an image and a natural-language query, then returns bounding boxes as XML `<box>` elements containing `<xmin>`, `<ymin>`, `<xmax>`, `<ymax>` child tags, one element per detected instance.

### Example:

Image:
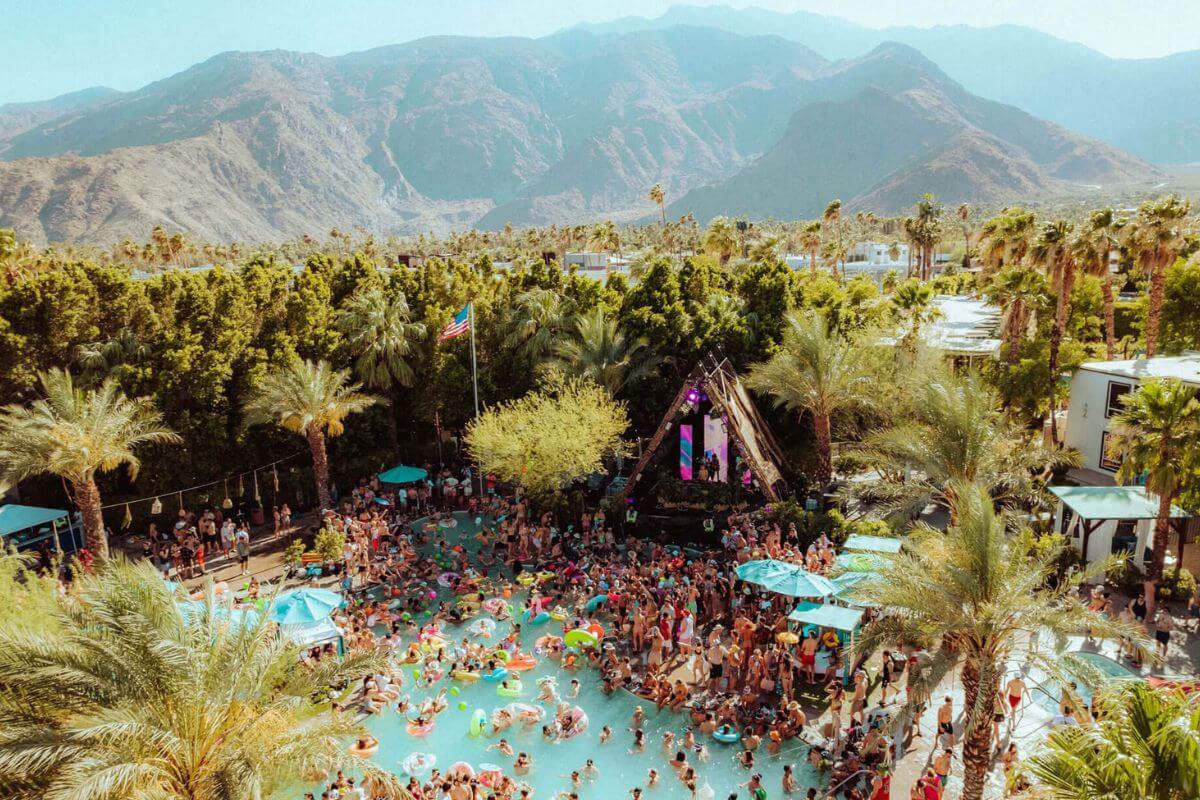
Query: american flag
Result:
<box><xmin>438</xmin><ymin>304</ymin><xmax>471</xmax><ymax>341</ymax></box>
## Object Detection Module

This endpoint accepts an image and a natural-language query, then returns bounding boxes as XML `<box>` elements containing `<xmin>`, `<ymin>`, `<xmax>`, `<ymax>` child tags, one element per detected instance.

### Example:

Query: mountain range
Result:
<box><xmin>0</xmin><ymin>20</ymin><xmax>1170</xmax><ymax>243</ymax></box>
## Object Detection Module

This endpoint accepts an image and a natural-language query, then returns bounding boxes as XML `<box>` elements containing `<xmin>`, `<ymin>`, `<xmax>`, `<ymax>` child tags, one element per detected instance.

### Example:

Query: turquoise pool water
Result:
<box><xmin>362</xmin><ymin>512</ymin><xmax>823</xmax><ymax>799</ymax></box>
<box><xmin>1027</xmin><ymin>650</ymin><xmax>1138</xmax><ymax>715</ymax></box>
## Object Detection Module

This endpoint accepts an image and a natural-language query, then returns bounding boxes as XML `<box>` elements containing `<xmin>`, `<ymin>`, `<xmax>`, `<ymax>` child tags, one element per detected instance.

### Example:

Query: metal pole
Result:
<box><xmin>469</xmin><ymin>302</ymin><xmax>483</xmax><ymax>497</ymax></box>
<box><xmin>51</xmin><ymin>518</ymin><xmax>62</xmax><ymax>554</ymax></box>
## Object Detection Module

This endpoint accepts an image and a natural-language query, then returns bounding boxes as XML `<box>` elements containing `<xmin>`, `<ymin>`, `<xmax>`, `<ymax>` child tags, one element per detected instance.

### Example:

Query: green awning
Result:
<box><xmin>1049</xmin><ymin>485</ymin><xmax>1189</xmax><ymax>521</ymax></box>
<box><xmin>842</xmin><ymin>534</ymin><xmax>902</xmax><ymax>554</ymax></box>
<box><xmin>378</xmin><ymin>465</ymin><xmax>428</xmax><ymax>484</ymax></box>
<box><xmin>788</xmin><ymin>601</ymin><xmax>864</xmax><ymax>633</ymax></box>
<box><xmin>0</xmin><ymin>504</ymin><xmax>69</xmax><ymax>537</ymax></box>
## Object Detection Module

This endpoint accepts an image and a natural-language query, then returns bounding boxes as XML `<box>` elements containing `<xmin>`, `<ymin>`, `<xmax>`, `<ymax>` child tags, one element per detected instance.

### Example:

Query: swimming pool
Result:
<box><xmin>361</xmin><ymin>512</ymin><xmax>823</xmax><ymax>799</ymax></box>
<box><xmin>1027</xmin><ymin>650</ymin><xmax>1139</xmax><ymax>715</ymax></box>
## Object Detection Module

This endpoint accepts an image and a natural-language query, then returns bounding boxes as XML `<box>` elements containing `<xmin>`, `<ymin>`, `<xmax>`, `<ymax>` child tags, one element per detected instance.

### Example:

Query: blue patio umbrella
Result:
<box><xmin>269</xmin><ymin>588</ymin><xmax>343</xmax><ymax>625</ymax></box>
<box><xmin>378</xmin><ymin>465</ymin><xmax>428</xmax><ymax>484</ymax></box>
<box><xmin>834</xmin><ymin>552</ymin><xmax>886</xmax><ymax>573</ymax></box>
<box><xmin>735</xmin><ymin>559</ymin><xmax>794</xmax><ymax>586</ymax></box>
<box><xmin>830</xmin><ymin>571</ymin><xmax>876</xmax><ymax>606</ymax></box>
<box><xmin>758</xmin><ymin>566</ymin><xmax>836</xmax><ymax>598</ymax></box>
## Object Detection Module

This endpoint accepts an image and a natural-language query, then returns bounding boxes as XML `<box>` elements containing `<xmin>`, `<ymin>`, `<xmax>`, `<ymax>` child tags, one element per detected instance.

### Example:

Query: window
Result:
<box><xmin>1105</xmin><ymin>381</ymin><xmax>1132</xmax><ymax>418</ymax></box>
<box><xmin>1100</xmin><ymin>430</ymin><xmax>1123</xmax><ymax>472</ymax></box>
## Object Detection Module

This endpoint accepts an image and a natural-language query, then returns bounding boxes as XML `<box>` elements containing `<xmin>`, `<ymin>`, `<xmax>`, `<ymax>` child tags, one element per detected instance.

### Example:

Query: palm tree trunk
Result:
<box><xmin>1145</xmin><ymin>256</ymin><xmax>1167</xmax><ymax>358</ymax></box>
<box><xmin>1004</xmin><ymin>299</ymin><xmax>1024</xmax><ymax>365</ymax></box>
<box><xmin>813</xmin><ymin>411</ymin><xmax>833</xmax><ymax>488</ymax></box>
<box><xmin>306</xmin><ymin>428</ymin><xmax>333</xmax><ymax>511</ymax></box>
<box><xmin>73</xmin><ymin>476</ymin><xmax>108</xmax><ymax>559</ymax></box>
<box><xmin>1144</xmin><ymin>490</ymin><xmax>1175</xmax><ymax>617</ymax></box>
<box><xmin>809</xmin><ymin>248</ymin><xmax>817</xmax><ymax>278</ymax></box>
<box><xmin>1101</xmin><ymin>272</ymin><xmax>1117</xmax><ymax>360</ymax></box>
<box><xmin>1048</xmin><ymin>263</ymin><xmax>1075</xmax><ymax>443</ymax></box>
<box><xmin>960</xmin><ymin>659</ymin><xmax>999</xmax><ymax>800</ymax></box>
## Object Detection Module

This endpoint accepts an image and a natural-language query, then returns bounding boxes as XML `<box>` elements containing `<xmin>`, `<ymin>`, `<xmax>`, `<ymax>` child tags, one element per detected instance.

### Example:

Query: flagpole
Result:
<box><xmin>468</xmin><ymin>302</ymin><xmax>483</xmax><ymax>497</ymax></box>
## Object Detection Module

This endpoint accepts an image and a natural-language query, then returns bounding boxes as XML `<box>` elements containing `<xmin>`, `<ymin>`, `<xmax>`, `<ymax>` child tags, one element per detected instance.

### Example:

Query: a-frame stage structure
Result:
<box><xmin>617</xmin><ymin>352</ymin><xmax>789</xmax><ymax>503</ymax></box>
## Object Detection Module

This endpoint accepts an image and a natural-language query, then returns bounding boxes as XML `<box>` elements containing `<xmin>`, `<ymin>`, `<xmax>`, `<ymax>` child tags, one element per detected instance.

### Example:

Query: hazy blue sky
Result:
<box><xmin>5</xmin><ymin>0</ymin><xmax>1199</xmax><ymax>105</ymax></box>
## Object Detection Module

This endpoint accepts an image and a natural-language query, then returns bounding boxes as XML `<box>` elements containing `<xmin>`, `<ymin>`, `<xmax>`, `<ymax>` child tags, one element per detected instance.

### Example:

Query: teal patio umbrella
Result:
<box><xmin>759</xmin><ymin>566</ymin><xmax>836</xmax><ymax>598</ymax></box>
<box><xmin>834</xmin><ymin>552</ymin><xmax>886</xmax><ymax>573</ymax></box>
<box><xmin>378</xmin><ymin>465</ymin><xmax>428</xmax><ymax>484</ymax></box>
<box><xmin>735</xmin><ymin>559</ymin><xmax>794</xmax><ymax>586</ymax></box>
<box><xmin>269</xmin><ymin>588</ymin><xmax>343</xmax><ymax>625</ymax></box>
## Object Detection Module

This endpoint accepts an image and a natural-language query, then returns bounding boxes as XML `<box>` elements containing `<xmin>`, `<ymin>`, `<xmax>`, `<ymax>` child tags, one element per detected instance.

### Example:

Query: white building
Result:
<box><xmin>851</xmin><ymin>241</ymin><xmax>908</xmax><ymax>265</ymax></box>
<box><xmin>1063</xmin><ymin>354</ymin><xmax>1200</xmax><ymax>485</ymax></box>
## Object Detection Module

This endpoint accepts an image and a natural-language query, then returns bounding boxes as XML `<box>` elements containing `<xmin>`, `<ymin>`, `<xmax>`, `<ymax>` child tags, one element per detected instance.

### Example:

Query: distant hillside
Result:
<box><xmin>671</xmin><ymin>44</ymin><xmax>1154</xmax><ymax>222</ymax></box>
<box><xmin>575</xmin><ymin>5</ymin><xmax>1200</xmax><ymax>165</ymax></box>
<box><xmin>0</xmin><ymin>26</ymin><xmax>1160</xmax><ymax>243</ymax></box>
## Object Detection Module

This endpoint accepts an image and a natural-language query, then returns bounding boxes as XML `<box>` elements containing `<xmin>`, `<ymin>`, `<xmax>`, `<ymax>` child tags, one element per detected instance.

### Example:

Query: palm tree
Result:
<box><xmin>983</xmin><ymin>266</ymin><xmax>1049</xmax><ymax>364</ymax></box>
<box><xmin>701</xmin><ymin>217</ymin><xmax>738</xmax><ymax>265</ymax></box>
<box><xmin>505</xmin><ymin>288</ymin><xmax>569</xmax><ymax>364</ymax></box>
<box><xmin>335</xmin><ymin>286</ymin><xmax>426</xmax><ymax>447</ymax></box>
<box><xmin>648</xmin><ymin>184</ymin><xmax>666</xmax><ymax>226</ymax></box>
<box><xmin>1028</xmin><ymin>681</ymin><xmax>1200</xmax><ymax>800</ymax></box>
<box><xmin>799</xmin><ymin>221</ymin><xmax>822</xmax><ymax>277</ymax></box>
<box><xmin>543</xmin><ymin>307</ymin><xmax>658</xmax><ymax>397</ymax></box>
<box><xmin>855</xmin><ymin>482</ymin><xmax>1136</xmax><ymax>800</ymax></box>
<box><xmin>823</xmin><ymin>201</ymin><xmax>845</xmax><ymax>279</ymax></box>
<box><xmin>746</xmin><ymin>311</ymin><xmax>880</xmax><ymax>487</ymax></box>
<box><xmin>1125</xmin><ymin>195</ymin><xmax>1193</xmax><ymax>357</ymax></box>
<box><xmin>851</xmin><ymin>368</ymin><xmax>1073</xmax><ymax>520</ymax></box>
<box><xmin>73</xmin><ymin>328</ymin><xmax>151</xmax><ymax>384</ymax></box>
<box><xmin>911</xmin><ymin>194</ymin><xmax>944</xmax><ymax>280</ymax></box>
<box><xmin>0</xmin><ymin>559</ymin><xmax>405</xmax><ymax>800</ymax></box>
<box><xmin>957</xmin><ymin>202</ymin><xmax>973</xmax><ymax>269</ymax></box>
<box><xmin>1108</xmin><ymin>378</ymin><xmax>1200</xmax><ymax>615</ymax></box>
<box><xmin>978</xmin><ymin>207</ymin><xmax>1037</xmax><ymax>277</ymax></box>
<box><xmin>1075</xmin><ymin>208</ymin><xmax>1123</xmax><ymax>359</ymax></box>
<box><xmin>1030</xmin><ymin>219</ymin><xmax>1076</xmax><ymax>441</ymax></box>
<box><xmin>244</xmin><ymin>358</ymin><xmax>381</xmax><ymax>511</ymax></box>
<box><xmin>890</xmin><ymin>278</ymin><xmax>939</xmax><ymax>351</ymax></box>
<box><xmin>0</xmin><ymin>370</ymin><xmax>179</xmax><ymax>559</ymax></box>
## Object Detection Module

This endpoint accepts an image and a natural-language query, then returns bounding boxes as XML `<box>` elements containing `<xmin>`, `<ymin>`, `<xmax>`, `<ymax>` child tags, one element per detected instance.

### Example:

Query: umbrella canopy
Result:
<box><xmin>269</xmin><ymin>588</ymin><xmax>343</xmax><ymax>625</ymax></box>
<box><xmin>830</xmin><ymin>571</ymin><xmax>877</xmax><ymax>607</ymax></box>
<box><xmin>758</xmin><ymin>567</ymin><xmax>836</xmax><ymax>598</ymax></box>
<box><xmin>378</xmin><ymin>465</ymin><xmax>428</xmax><ymax>484</ymax></box>
<box><xmin>735</xmin><ymin>559</ymin><xmax>794</xmax><ymax>586</ymax></box>
<box><xmin>834</xmin><ymin>552</ymin><xmax>886</xmax><ymax>573</ymax></box>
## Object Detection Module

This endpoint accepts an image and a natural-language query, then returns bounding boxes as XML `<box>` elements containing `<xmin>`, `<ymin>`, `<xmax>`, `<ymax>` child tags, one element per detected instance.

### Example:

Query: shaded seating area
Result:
<box><xmin>787</xmin><ymin>601</ymin><xmax>866</xmax><ymax>683</ymax></box>
<box><xmin>1049</xmin><ymin>485</ymin><xmax>1193</xmax><ymax>570</ymax></box>
<box><xmin>0</xmin><ymin>504</ymin><xmax>81</xmax><ymax>553</ymax></box>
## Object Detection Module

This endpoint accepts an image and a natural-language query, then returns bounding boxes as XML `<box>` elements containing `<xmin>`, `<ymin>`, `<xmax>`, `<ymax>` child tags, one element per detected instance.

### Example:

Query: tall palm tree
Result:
<box><xmin>911</xmin><ymin>194</ymin><xmax>944</xmax><ymax>280</ymax></box>
<box><xmin>799</xmin><ymin>221</ymin><xmax>822</xmax><ymax>277</ymax></box>
<box><xmin>855</xmin><ymin>482</ymin><xmax>1135</xmax><ymax>800</ymax></box>
<box><xmin>543</xmin><ymin>307</ymin><xmax>658</xmax><ymax>397</ymax></box>
<box><xmin>851</xmin><ymin>368</ymin><xmax>1073</xmax><ymax>520</ymax></box>
<box><xmin>1075</xmin><ymin>208</ymin><xmax>1123</xmax><ymax>359</ymax></box>
<box><xmin>335</xmin><ymin>286</ymin><xmax>426</xmax><ymax>447</ymax></box>
<box><xmin>505</xmin><ymin>288</ymin><xmax>569</xmax><ymax>364</ymax></box>
<box><xmin>1125</xmin><ymin>195</ymin><xmax>1193</xmax><ymax>357</ymax></box>
<box><xmin>746</xmin><ymin>311</ymin><xmax>880</xmax><ymax>487</ymax></box>
<box><xmin>1028</xmin><ymin>681</ymin><xmax>1200</xmax><ymax>800</ymax></box>
<box><xmin>244</xmin><ymin>358</ymin><xmax>380</xmax><ymax>510</ymax></box>
<box><xmin>823</xmin><ymin>200</ymin><xmax>845</xmax><ymax>279</ymax></box>
<box><xmin>978</xmin><ymin>207</ymin><xmax>1037</xmax><ymax>278</ymax></box>
<box><xmin>983</xmin><ymin>265</ymin><xmax>1049</xmax><ymax>364</ymax></box>
<box><xmin>0</xmin><ymin>370</ymin><xmax>179</xmax><ymax>559</ymax></box>
<box><xmin>957</xmin><ymin>202</ymin><xmax>973</xmax><ymax>269</ymax></box>
<box><xmin>1030</xmin><ymin>219</ymin><xmax>1076</xmax><ymax>441</ymax></box>
<box><xmin>648</xmin><ymin>184</ymin><xmax>666</xmax><ymax>226</ymax></box>
<box><xmin>0</xmin><ymin>559</ymin><xmax>404</xmax><ymax>800</ymax></box>
<box><xmin>1109</xmin><ymin>378</ymin><xmax>1200</xmax><ymax>615</ymax></box>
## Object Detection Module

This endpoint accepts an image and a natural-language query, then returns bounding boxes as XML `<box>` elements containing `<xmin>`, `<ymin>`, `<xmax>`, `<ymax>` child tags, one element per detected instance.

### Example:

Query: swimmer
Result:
<box><xmin>647</xmin><ymin>768</ymin><xmax>659</xmax><ymax>787</ymax></box>
<box><xmin>782</xmin><ymin>763</ymin><xmax>799</xmax><ymax>794</ymax></box>
<box><xmin>669</xmin><ymin>750</ymin><xmax>688</xmax><ymax>771</ymax></box>
<box><xmin>569</xmin><ymin>679</ymin><xmax>581</xmax><ymax>699</ymax></box>
<box><xmin>583</xmin><ymin>759</ymin><xmax>598</xmax><ymax>778</ymax></box>
<box><xmin>631</xmin><ymin>706</ymin><xmax>645</xmax><ymax>730</ymax></box>
<box><xmin>696</xmin><ymin>745</ymin><xmax>710</xmax><ymax>763</ymax></box>
<box><xmin>599</xmin><ymin>725</ymin><xmax>613</xmax><ymax>743</ymax></box>
<box><xmin>662</xmin><ymin>731</ymin><xmax>675</xmax><ymax>752</ymax></box>
<box><xmin>568</xmin><ymin>771</ymin><xmax>582</xmax><ymax>789</ymax></box>
<box><xmin>489</xmin><ymin>738</ymin><xmax>515</xmax><ymax>757</ymax></box>
<box><xmin>514</xmin><ymin>752</ymin><xmax>532</xmax><ymax>775</ymax></box>
<box><xmin>630</xmin><ymin>789</ymin><xmax>643</xmax><ymax>800</ymax></box>
<box><xmin>738</xmin><ymin>749</ymin><xmax>755</xmax><ymax>769</ymax></box>
<box><xmin>630</xmin><ymin>729</ymin><xmax>645</xmax><ymax>753</ymax></box>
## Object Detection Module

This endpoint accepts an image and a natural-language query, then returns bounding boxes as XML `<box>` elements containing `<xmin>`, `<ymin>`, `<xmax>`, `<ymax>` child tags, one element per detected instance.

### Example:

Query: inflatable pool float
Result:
<box><xmin>407</xmin><ymin>719</ymin><xmax>435</xmax><ymax>737</ymax></box>
<box><xmin>524</xmin><ymin>610</ymin><xmax>550</xmax><ymax>625</ymax></box>
<box><xmin>535</xmin><ymin>635</ymin><xmax>563</xmax><ymax>653</ymax></box>
<box><xmin>560</xmin><ymin>706</ymin><xmax>589</xmax><ymax>739</ymax></box>
<box><xmin>549</xmin><ymin>606</ymin><xmax>568</xmax><ymax>621</ymax></box>
<box><xmin>482</xmin><ymin>597</ymin><xmax>506</xmax><ymax>615</ymax></box>
<box><xmin>482</xmin><ymin>667</ymin><xmax>510</xmax><ymax>683</ymax></box>
<box><xmin>564</xmin><ymin>628</ymin><xmax>598</xmax><ymax>649</ymax></box>
<box><xmin>447</xmin><ymin>761</ymin><xmax>475</xmax><ymax>779</ymax></box>
<box><xmin>712</xmin><ymin>725</ymin><xmax>741</xmax><ymax>744</ymax></box>
<box><xmin>439</xmin><ymin>517</ymin><xmax>458</xmax><ymax>528</ymax></box>
<box><xmin>478</xmin><ymin>764</ymin><xmax>503</xmax><ymax>787</ymax></box>
<box><xmin>402</xmin><ymin>752</ymin><xmax>436</xmax><ymax>776</ymax></box>
<box><xmin>420</xmin><ymin>636</ymin><xmax>449</xmax><ymax>653</ymax></box>
<box><xmin>516</xmin><ymin>573</ymin><xmax>536</xmax><ymax>586</ymax></box>
<box><xmin>507</xmin><ymin>653</ymin><xmax>539</xmax><ymax>671</ymax></box>
<box><xmin>505</xmin><ymin>702</ymin><xmax>545</xmax><ymax>722</ymax></box>
<box><xmin>584</xmin><ymin>594</ymin><xmax>608</xmax><ymax>613</ymax></box>
<box><xmin>490</xmin><ymin>648</ymin><xmax>511</xmax><ymax>663</ymax></box>
<box><xmin>469</xmin><ymin>708</ymin><xmax>488</xmax><ymax>737</ymax></box>
<box><xmin>423</xmin><ymin>667</ymin><xmax>445</xmax><ymax>682</ymax></box>
<box><xmin>496</xmin><ymin>679</ymin><xmax>524</xmax><ymax>697</ymax></box>
<box><xmin>537</xmin><ymin>570</ymin><xmax>556</xmax><ymax>583</ymax></box>
<box><xmin>468</xmin><ymin>618</ymin><xmax>496</xmax><ymax>637</ymax></box>
<box><xmin>437</xmin><ymin>571</ymin><xmax>460</xmax><ymax>587</ymax></box>
<box><xmin>586</xmin><ymin>622</ymin><xmax>604</xmax><ymax>639</ymax></box>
